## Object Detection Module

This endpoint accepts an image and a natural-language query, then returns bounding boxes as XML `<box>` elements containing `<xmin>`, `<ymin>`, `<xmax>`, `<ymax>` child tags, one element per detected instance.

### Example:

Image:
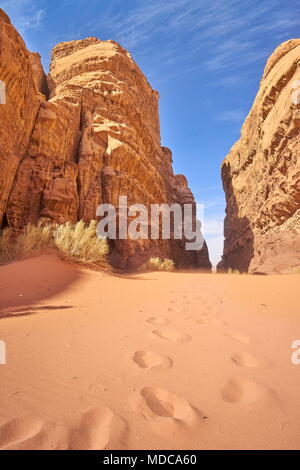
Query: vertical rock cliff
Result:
<box><xmin>0</xmin><ymin>9</ymin><xmax>43</xmax><ymax>229</ymax></box>
<box><xmin>219</xmin><ymin>40</ymin><xmax>300</xmax><ymax>274</ymax></box>
<box><xmin>0</xmin><ymin>10</ymin><xmax>211</xmax><ymax>270</ymax></box>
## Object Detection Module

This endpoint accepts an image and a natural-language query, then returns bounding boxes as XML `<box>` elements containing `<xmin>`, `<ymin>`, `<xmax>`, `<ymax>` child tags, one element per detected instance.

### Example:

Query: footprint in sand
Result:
<box><xmin>184</xmin><ymin>312</ymin><xmax>209</xmax><ymax>321</ymax></box>
<box><xmin>221</xmin><ymin>377</ymin><xmax>275</xmax><ymax>404</ymax></box>
<box><xmin>69</xmin><ymin>406</ymin><xmax>118</xmax><ymax>450</ymax></box>
<box><xmin>196</xmin><ymin>318</ymin><xmax>224</xmax><ymax>327</ymax></box>
<box><xmin>146</xmin><ymin>316</ymin><xmax>170</xmax><ymax>326</ymax></box>
<box><xmin>0</xmin><ymin>416</ymin><xmax>44</xmax><ymax>449</ymax></box>
<box><xmin>231</xmin><ymin>352</ymin><xmax>259</xmax><ymax>368</ymax></box>
<box><xmin>139</xmin><ymin>387</ymin><xmax>199</xmax><ymax>425</ymax></box>
<box><xmin>180</xmin><ymin>300</ymin><xmax>191</xmax><ymax>306</ymax></box>
<box><xmin>224</xmin><ymin>331</ymin><xmax>251</xmax><ymax>344</ymax></box>
<box><xmin>152</xmin><ymin>328</ymin><xmax>191</xmax><ymax>344</ymax></box>
<box><xmin>133</xmin><ymin>350</ymin><xmax>173</xmax><ymax>370</ymax></box>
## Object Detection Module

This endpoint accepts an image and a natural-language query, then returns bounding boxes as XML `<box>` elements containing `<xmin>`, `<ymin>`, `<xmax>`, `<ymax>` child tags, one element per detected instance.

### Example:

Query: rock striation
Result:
<box><xmin>0</xmin><ymin>10</ymin><xmax>211</xmax><ymax>270</ymax></box>
<box><xmin>219</xmin><ymin>40</ymin><xmax>300</xmax><ymax>274</ymax></box>
<box><xmin>0</xmin><ymin>9</ymin><xmax>43</xmax><ymax>229</ymax></box>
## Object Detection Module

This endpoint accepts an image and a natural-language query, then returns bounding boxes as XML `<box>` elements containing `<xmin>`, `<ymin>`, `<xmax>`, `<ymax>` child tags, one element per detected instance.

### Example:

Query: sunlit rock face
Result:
<box><xmin>219</xmin><ymin>40</ymin><xmax>300</xmax><ymax>274</ymax></box>
<box><xmin>0</xmin><ymin>10</ymin><xmax>211</xmax><ymax>269</ymax></box>
<box><xmin>0</xmin><ymin>9</ymin><xmax>43</xmax><ymax>229</ymax></box>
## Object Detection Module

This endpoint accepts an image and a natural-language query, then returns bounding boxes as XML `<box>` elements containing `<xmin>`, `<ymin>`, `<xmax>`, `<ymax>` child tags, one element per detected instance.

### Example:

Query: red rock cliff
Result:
<box><xmin>0</xmin><ymin>9</ymin><xmax>43</xmax><ymax>228</ymax></box>
<box><xmin>0</xmin><ymin>10</ymin><xmax>211</xmax><ymax>270</ymax></box>
<box><xmin>219</xmin><ymin>40</ymin><xmax>300</xmax><ymax>274</ymax></box>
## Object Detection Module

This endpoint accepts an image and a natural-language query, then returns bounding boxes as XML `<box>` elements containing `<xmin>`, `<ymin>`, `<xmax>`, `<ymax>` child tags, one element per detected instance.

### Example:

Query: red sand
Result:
<box><xmin>0</xmin><ymin>254</ymin><xmax>299</xmax><ymax>449</ymax></box>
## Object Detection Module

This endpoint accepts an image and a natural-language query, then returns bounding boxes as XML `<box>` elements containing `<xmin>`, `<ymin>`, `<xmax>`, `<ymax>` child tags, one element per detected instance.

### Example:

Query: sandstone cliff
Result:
<box><xmin>0</xmin><ymin>9</ymin><xmax>43</xmax><ymax>229</ymax></box>
<box><xmin>0</xmin><ymin>10</ymin><xmax>211</xmax><ymax>270</ymax></box>
<box><xmin>219</xmin><ymin>40</ymin><xmax>300</xmax><ymax>274</ymax></box>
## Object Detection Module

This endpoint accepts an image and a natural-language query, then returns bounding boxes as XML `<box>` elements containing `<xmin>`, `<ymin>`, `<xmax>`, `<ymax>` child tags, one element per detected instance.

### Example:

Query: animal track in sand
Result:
<box><xmin>222</xmin><ymin>377</ymin><xmax>274</xmax><ymax>404</ymax></box>
<box><xmin>69</xmin><ymin>406</ymin><xmax>116</xmax><ymax>450</ymax></box>
<box><xmin>152</xmin><ymin>328</ymin><xmax>191</xmax><ymax>343</ymax></box>
<box><xmin>133</xmin><ymin>350</ymin><xmax>173</xmax><ymax>370</ymax></box>
<box><xmin>224</xmin><ymin>331</ymin><xmax>251</xmax><ymax>344</ymax></box>
<box><xmin>0</xmin><ymin>416</ymin><xmax>44</xmax><ymax>449</ymax></box>
<box><xmin>231</xmin><ymin>352</ymin><xmax>259</xmax><ymax>368</ymax></box>
<box><xmin>146</xmin><ymin>316</ymin><xmax>170</xmax><ymax>326</ymax></box>
<box><xmin>140</xmin><ymin>387</ymin><xmax>197</xmax><ymax>424</ymax></box>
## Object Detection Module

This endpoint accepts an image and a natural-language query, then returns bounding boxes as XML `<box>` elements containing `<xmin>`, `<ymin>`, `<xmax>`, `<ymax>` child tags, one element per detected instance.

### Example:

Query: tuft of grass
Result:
<box><xmin>227</xmin><ymin>267</ymin><xmax>242</xmax><ymax>274</ymax></box>
<box><xmin>54</xmin><ymin>220</ymin><xmax>109</xmax><ymax>266</ymax></box>
<box><xmin>145</xmin><ymin>257</ymin><xmax>175</xmax><ymax>272</ymax></box>
<box><xmin>0</xmin><ymin>222</ymin><xmax>53</xmax><ymax>264</ymax></box>
<box><xmin>0</xmin><ymin>220</ymin><xmax>109</xmax><ymax>268</ymax></box>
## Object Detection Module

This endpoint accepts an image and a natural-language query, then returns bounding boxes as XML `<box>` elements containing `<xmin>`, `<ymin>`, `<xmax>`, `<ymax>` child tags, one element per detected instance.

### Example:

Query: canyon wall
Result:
<box><xmin>0</xmin><ymin>9</ymin><xmax>44</xmax><ymax>229</ymax></box>
<box><xmin>219</xmin><ymin>40</ymin><xmax>300</xmax><ymax>274</ymax></box>
<box><xmin>0</xmin><ymin>9</ymin><xmax>211</xmax><ymax>269</ymax></box>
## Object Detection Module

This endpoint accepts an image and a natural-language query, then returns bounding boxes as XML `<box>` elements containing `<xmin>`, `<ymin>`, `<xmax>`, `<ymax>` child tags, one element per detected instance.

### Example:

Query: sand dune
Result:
<box><xmin>0</xmin><ymin>254</ymin><xmax>299</xmax><ymax>450</ymax></box>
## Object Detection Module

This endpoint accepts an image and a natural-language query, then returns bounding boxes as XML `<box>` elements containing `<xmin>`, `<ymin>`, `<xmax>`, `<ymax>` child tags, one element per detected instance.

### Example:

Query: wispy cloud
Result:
<box><xmin>203</xmin><ymin>219</ymin><xmax>224</xmax><ymax>236</ymax></box>
<box><xmin>196</xmin><ymin>192</ymin><xmax>226</xmax><ymax>266</ymax></box>
<box><xmin>89</xmin><ymin>0</ymin><xmax>299</xmax><ymax>85</ymax></box>
<box><xmin>206</xmin><ymin>234</ymin><xmax>224</xmax><ymax>268</ymax></box>
<box><xmin>0</xmin><ymin>0</ymin><xmax>45</xmax><ymax>33</ymax></box>
<box><xmin>204</xmin><ymin>40</ymin><xmax>268</xmax><ymax>72</ymax></box>
<box><xmin>217</xmin><ymin>109</ymin><xmax>246</xmax><ymax>124</ymax></box>
<box><xmin>202</xmin><ymin>211</ymin><xmax>225</xmax><ymax>267</ymax></box>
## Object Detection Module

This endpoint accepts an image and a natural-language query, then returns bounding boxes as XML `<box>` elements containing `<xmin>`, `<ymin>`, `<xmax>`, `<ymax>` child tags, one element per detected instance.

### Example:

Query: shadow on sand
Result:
<box><xmin>0</xmin><ymin>254</ymin><xmax>84</xmax><ymax>310</ymax></box>
<box><xmin>0</xmin><ymin>304</ymin><xmax>73</xmax><ymax>320</ymax></box>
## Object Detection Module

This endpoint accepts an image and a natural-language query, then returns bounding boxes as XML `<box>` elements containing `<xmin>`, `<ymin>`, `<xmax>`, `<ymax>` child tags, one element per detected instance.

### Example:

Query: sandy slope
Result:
<box><xmin>0</xmin><ymin>254</ymin><xmax>299</xmax><ymax>450</ymax></box>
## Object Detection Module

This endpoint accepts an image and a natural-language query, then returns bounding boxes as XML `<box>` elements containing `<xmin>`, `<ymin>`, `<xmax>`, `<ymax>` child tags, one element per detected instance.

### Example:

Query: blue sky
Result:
<box><xmin>1</xmin><ymin>0</ymin><xmax>299</xmax><ymax>266</ymax></box>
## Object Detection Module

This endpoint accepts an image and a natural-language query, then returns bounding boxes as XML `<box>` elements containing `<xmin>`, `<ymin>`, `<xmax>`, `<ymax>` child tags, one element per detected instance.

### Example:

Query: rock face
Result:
<box><xmin>0</xmin><ymin>10</ymin><xmax>43</xmax><ymax>229</ymax></box>
<box><xmin>219</xmin><ymin>40</ymin><xmax>300</xmax><ymax>274</ymax></box>
<box><xmin>0</xmin><ymin>10</ymin><xmax>211</xmax><ymax>270</ymax></box>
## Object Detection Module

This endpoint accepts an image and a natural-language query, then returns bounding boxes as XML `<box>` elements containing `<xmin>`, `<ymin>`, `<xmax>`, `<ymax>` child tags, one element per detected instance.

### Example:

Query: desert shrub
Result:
<box><xmin>145</xmin><ymin>257</ymin><xmax>175</xmax><ymax>272</ymax></box>
<box><xmin>227</xmin><ymin>267</ymin><xmax>242</xmax><ymax>274</ymax></box>
<box><xmin>54</xmin><ymin>220</ymin><xmax>108</xmax><ymax>266</ymax></box>
<box><xmin>0</xmin><ymin>220</ymin><xmax>109</xmax><ymax>267</ymax></box>
<box><xmin>0</xmin><ymin>222</ymin><xmax>53</xmax><ymax>264</ymax></box>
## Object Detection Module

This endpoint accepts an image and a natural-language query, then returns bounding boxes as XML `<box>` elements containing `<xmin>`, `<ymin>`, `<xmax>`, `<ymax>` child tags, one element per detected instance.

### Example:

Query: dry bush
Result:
<box><xmin>227</xmin><ymin>267</ymin><xmax>242</xmax><ymax>274</ymax></box>
<box><xmin>54</xmin><ymin>220</ymin><xmax>108</xmax><ymax>266</ymax></box>
<box><xmin>145</xmin><ymin>257</ymin><xmax>175</xmax><ymax>272</ymax></box>
<box><xmin>0</xmin><ymin>222</ymin><xmax>53</xmax><ymax>264</ymax></box>
<box><xmin>0</xmin><ymin>220</ymin><xmax>109</xmax><ymax>267</ymax></box>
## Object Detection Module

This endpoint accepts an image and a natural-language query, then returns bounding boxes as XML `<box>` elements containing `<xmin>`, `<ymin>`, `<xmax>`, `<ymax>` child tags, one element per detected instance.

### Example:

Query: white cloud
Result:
<box><xmin>196</xmin><ymin>196</ymin><xmax>225</xmax><ymax>267</ymax></box>
<box><xmin>89</xmin><ymin>0</ymin><xmax>299</xmax><ymax>85</ymax></box>
<box><xmin>206</xmin><ymin>235</ymin><xmax>224</xmax><ymax>268</ymax></box>
<box><xmin>1</xmin><ymin>0</ymin><xmax>45</xmax><ymax>33</ymax></box>
<box><xmin>217</xmin><ymin>109</ymin><xmax>246</xmax><ymax>124</ymax></box>
<box><xmin>202</xmin><ymin>219</ymin><xmax>224</xmax><ymax>237</ymax></box>
<box><xmin>202</xmin><ymin>196</ymin><xmax>225</xmax><ymax>209</ymax></box>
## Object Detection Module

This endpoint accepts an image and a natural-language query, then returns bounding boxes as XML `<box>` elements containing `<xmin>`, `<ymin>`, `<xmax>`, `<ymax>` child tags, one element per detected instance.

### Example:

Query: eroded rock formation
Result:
<box><xmin>219</xmin><ymin>40</ymin><xmax>300</xmax><ymax>274</ymax></box>
<box><xmin>0</xmin><ymin>10</ymin><xmax>211</xmax><ymax>270</ymax></box>
<box><xmin>0</xmin><ymin>9</ymin><xmax>43</xmax><ymax>229</ymax></box>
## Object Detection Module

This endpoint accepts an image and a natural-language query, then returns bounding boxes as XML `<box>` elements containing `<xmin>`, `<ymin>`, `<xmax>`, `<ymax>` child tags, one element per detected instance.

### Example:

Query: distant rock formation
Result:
<box><xmin>0</xmin><ymin>9</ymin><xmax>211</xmax><ymax>270</ymax></box>
<box><xmin>219</xmin><ymin>40</ymin><xmax>300</xmax><ymax>274</ymax></box>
